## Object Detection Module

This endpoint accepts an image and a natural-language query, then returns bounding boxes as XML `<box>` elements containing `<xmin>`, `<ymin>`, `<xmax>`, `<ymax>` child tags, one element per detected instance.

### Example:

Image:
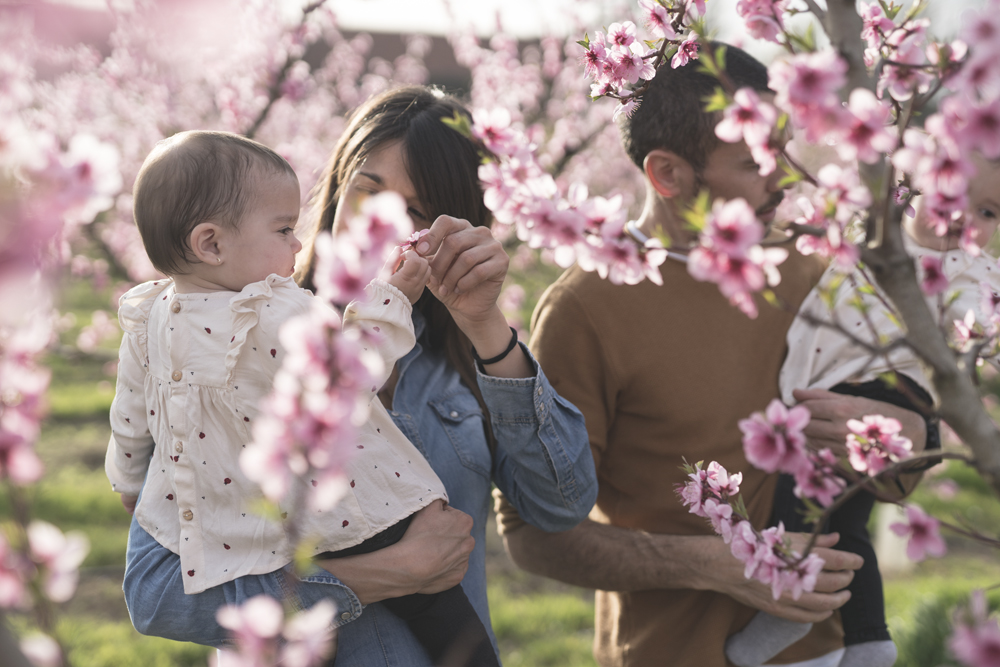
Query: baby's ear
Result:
<box><xmin>188</xmin><ymin>222</ymin><xmax>224</xmax><ymax>266</ymax></box>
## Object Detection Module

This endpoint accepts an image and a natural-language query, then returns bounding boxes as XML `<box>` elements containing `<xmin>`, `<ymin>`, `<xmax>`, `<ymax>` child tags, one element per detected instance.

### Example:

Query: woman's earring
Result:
<box><xmin>217</xmin><ymin>257</ymin><xmax>222</xmax><ymax>264</ymax></box>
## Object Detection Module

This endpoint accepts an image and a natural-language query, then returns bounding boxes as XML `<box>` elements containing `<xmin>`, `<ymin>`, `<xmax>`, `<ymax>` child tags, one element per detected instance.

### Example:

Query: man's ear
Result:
<box><xmin>188</xmin><ymin>222</ymin><xmax>224</xmax><ymax>265</ymax></box>
<box><xmin>643</xmin><ymin>149</ymin><xmax>692</xmax><ymax>199</ymax></box>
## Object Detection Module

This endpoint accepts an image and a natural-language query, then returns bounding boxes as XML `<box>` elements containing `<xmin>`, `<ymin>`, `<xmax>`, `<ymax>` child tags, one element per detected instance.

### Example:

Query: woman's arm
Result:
<box><xmin>416</xmin><ymin>215</ymin><xmax>598</xmax><ymax>530</ymax></box>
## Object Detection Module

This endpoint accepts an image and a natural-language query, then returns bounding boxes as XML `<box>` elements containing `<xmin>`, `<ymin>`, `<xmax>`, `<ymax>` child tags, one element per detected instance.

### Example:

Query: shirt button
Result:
<box><xmin>182</xmin><ymin>509</ymin><xmax>194</xmax><ymax>521</ymax></box>
<box><xmin>175</xmin><ymin>442</ymin><xmax>183</xmax><ymax>453</ymax></box>
<box><xmin>537</xmin><ymin>387</ymin><xmax>543</xmax><ymax>396</ymax></box>
<box><xmin>449</xmin><ymin>411</ymin><xmax>459</xmax><ymax>418</ymax></box>
<box><xmin>340</xmin><ymin>612</ymin><xmax>351</xmax><ymax>621</ymax></box>
<box><xmin>171</xmin><ymin>370</ymin><xmax>182</xmax><ymax>382</ymax></box>
<box><xmin>171</xmin><ymin>302</ymin><xmax>181</xmax><ymax>314</ymax></box>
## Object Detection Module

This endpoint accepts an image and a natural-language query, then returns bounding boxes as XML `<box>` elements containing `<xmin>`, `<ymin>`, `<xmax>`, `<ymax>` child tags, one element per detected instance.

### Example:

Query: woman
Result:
<box><xmin>297</xmin><ymin>86</ymin><xmax>597</xmax><ymax>665</ymax></box>
<box><xmin>122</xmin><ymin>86</ymin><xmax>597</xmax><ymax>666</ymax></box>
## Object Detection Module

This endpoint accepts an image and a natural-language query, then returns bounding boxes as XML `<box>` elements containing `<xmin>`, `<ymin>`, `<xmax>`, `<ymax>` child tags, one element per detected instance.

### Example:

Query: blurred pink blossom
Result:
<box><xmin>950</xmin><ymin>589</ymin><xmax>1000</xmax><ymax>667</ymax></box>
<box><xmin>890</xmin><ymin>504</ymin><xmax>947</xmax><ymax>561</ymax></box>
<box><xmin>846</xmin><ymin>414</ymin><xmax>913</xmax><ymax>474</ymax></box>
<box><xmin>738</xmin><ymin>399</ymin><xmax>810</xmax><ymax>474</ymax></box>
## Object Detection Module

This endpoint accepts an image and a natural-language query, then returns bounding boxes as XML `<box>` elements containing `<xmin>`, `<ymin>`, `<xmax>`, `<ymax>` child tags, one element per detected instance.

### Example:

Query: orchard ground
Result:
<box><xmin>5</xmin><ymin>270</ymin><xmax>1000</xmax><ymax>667</ymax></box>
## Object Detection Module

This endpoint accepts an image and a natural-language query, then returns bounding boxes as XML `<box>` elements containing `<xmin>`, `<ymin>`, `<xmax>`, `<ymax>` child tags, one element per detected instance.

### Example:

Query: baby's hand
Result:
<box><xmin>384</xmin><ymin>247</ymin><xmax>431</xmax><ymax>305</ymax></box>
<box><xmin>120</xmin><ymin>493</ymin><xmax>138</xmax><ymax>515</ymax></box>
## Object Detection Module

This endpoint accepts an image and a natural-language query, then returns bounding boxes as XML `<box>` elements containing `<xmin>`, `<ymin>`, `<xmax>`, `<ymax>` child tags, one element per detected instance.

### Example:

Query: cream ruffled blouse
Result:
<box><xmin>106</xmin><ymin>275</ymin><xmax>447</xmax><ymax>594</ymax></box>
<box><xmin>781</xmin><ymin>235</ymin><xmax>1000</xmax><ymax>405</ymax></box>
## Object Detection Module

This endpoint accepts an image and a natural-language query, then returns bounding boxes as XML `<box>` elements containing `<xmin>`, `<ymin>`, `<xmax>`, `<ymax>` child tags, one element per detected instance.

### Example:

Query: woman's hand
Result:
<box><xmin>415</xmin><ymin>215</ymin><xmax>509</xmax><ymax>332</ymax></box>
<box><xmin>315</xmin><ymin>499</ymin><xmax>475</xmax><ymax>604</ymax></box>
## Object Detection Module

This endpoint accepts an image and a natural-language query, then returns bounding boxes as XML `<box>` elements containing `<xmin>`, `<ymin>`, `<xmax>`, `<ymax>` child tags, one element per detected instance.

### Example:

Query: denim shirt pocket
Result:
<box><xmin>428</xmin><ymin>392</ymin><xmax>492</xmax><ymax>479</ymax></box>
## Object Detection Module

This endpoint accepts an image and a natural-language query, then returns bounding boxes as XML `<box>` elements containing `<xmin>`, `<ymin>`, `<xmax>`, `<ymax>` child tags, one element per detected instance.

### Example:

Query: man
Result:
<box><xmin>496</xmin><ymin>44</ymin><xmax>928</xmax><ymax>666</ymax></box>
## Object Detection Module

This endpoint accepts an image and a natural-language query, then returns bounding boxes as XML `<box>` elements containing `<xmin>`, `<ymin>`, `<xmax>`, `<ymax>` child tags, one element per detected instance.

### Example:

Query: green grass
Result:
<box><xmin>489</xmin><ymin>582</ymin><xmax>597</xmax><ymax>667</ymax></box>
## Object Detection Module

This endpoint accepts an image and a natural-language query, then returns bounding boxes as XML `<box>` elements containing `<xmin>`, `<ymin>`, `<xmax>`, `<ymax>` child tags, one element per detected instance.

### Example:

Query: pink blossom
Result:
<box><xmin>581</xmin><ymin>38</ymin><xmax>609</xmax><ymax>80</ymax></box>
<box><xmin>671</xmin><ymin>38</ymin><xmax>699</xmax><ymax>69</ymax></box>
<box><xmin>860</xmin><ymin>2</ymin><xmax>895</xmax><ymax>49</ymax></box>
<box><xmin>769</xmin><ymin>50</ymin><xmax>846</xmax><ymax>126</ymax></box>
<box><xmin>472</xmin><ymin>107</ymin><xmax>517</xmax><ymax>157</ymax></box>
<box><xmin>950</xmin><ymin>590</ymin><xmax>1000</xmax><ymax>667</ymax></box>
<box><xmin>736</xmin><ymin>0</ymin><xmax>789</xmax><ymax>43</ymax></box>
<box><xmin>704</xmin><ymin>498</ymin><xmax>735</xmax><ymax>543</ymax></box>
<box><xmin>706</xmin><ymin>460</ymin><xmax>743</xmax><ymax>497</ymax></box>
<box><xmin>638</xmin><ymin>0</ymin><xmax>676</xmax><ymax>39</ymax></box>
<box><xmin>19</xmin><ymin>634</ymin><xmax>61</xmax><ymax>667</ymax></box>
<box><xmin>980</xmin><ymin>282</ymin><xmax>1000</xmax><ymax>318</ymax></box>
<box><xmin>700</xmin><ymin>198</ymin><xmax>765</xmax><ymax>256</ymax></box>
<box><xmin>612</xmin><ymin>96</ymin><xmax>639</xmax><ymax>122</ymax></box>
<box><xmin>846</xmin><ymin>414</ymin><xmax>913</xmax><ymax>474</ymax></box>
<box><xmin>836</xmin><ymin>89</ymin><xmax>897</xmax><ymax>164</ymax></box>
<box><xmin>27</xmin><ymin>521</ymin><xmax>89</xmax><ymax>603</ymax></box>
<box><xmin>791</xmin><ymin>448</ymin><xmax>846</xmax><ymax>508</ymax></box>
<box><xmin>953</xmin><ymin>310</ymin><xmax>982</xmax><ymax>353</ymax></box>
<box><xmin>889</xmin><ymin>504</ymin><xmax>947</xmax><ymax>561</ymax></box>
<box><xmin>778</xmin><ymin>552</ymin><xmax>825</xmax><ymax>601</ymax></box>
<box><xmin>607</xmin><ymin>22</ymin><xmax>637</xmax><ymax>50</ymax></box>
<box><xmin>612</xmin><ymin>42</ymin><xmax>656</xmax><ymax>85</ymax></box>
<box><xmin>738</xmin><ymin>399</ymin><xmax>811</xmax><ymax>474</ymax></box>
<box><xmin>920</xmin><ymin>255</ymin><xmax>950</xmax><ymax>296</ymax></box>
<box><xmin>217</xmin><ymin>595</ymin><xmax>284</xmax><ymax>666</ymax></box>
<box><xmin>715</xmin><ymin>88</ymin><xmax>778</xmax><ymax>150</ymax></box>
<box><xmin>280</xmin><ymin>600</ymin><xmax>336</xmax><ymax>667</ymax></box>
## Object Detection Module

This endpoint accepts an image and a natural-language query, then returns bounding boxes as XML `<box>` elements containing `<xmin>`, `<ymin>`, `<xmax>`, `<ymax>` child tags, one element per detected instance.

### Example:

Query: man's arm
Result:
<box><xmin>496</xmin><ymin>494</ymin><xmax>861</xmax><ymax>623</ymax></box>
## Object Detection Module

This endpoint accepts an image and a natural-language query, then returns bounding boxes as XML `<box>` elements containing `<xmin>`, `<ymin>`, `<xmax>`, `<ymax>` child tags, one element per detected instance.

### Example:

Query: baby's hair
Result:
<box><xmin>133</xmin><ymin>130</ymin><xmax>297</xmax><ymax>275</ymax></box>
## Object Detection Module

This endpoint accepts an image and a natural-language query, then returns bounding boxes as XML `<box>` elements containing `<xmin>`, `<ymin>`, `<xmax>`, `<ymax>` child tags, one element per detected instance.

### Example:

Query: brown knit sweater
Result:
<box><xmin>499</xmin><ymin>246</ymin><xmax>842</xmax><ymax>666</ymax></box>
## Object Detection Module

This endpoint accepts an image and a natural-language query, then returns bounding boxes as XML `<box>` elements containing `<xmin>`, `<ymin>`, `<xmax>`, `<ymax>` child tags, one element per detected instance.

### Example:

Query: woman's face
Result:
<box><xmin>331</xmin><ymin>140</ymin><xmax>431</xmax><ymax>234</ymax></box>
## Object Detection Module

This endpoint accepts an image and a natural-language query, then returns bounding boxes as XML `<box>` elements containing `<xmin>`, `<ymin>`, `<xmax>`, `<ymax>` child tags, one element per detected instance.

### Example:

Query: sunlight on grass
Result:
<box><xmin>489</xmin><ymin>582</ymin><xmax>597</xmax><ymax>667</ymax></box>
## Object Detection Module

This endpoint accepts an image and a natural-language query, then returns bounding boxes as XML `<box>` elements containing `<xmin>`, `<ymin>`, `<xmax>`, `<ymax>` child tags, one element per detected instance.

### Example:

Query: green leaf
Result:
<box><xmin>778</xmin><ymin>171</ymin><xmax>804</xmax><ymax>188</ymax></box>
<box><xmin>644</xmin><ymin>39</ymin><xmax>660</xmax><ymax>49</ymax></box>
<box><xmin>294</xmin><ymin>536</ymin><xmax>321</xmax><ymax>574</ymax></box>
<box><xmin>857</xmin><ymin>284</ymin><xmax>877</xmax><ymax>296</ymax></box>
<box><xmin>703</xmin><ymin>87</ymin><xmax>730</xmax><ymax>113</ymax></box>
<box><xmin>653</xmin><ymin>226</ymin><xmax>674</xmax><ymax>249</ymax></box>
<box><xmin>877</xmin><ymin>371</ymin><xmax>899</xmax><ymax>389</ymax></box>
<box><xmin>577</xmin><ymin>34</ymin><xmax>590</xmax><ymax>49</ymax></box>
<box><xmin>441</xmin><ymin>110</ymin><xmax>473</xmax><ymax>139</ymax></box>
<box><xmin>683</xmin><ymin>190</ymin><xmax>711</xmax><ymax>232</ymax></box>
<box><xmin>714</xmin><ymin>44</ymin><xmax>728</xmax><ymax>71</ymax></box>
<box><xmin>762</xmin><ymin>289</ymin><xmax>780</xmax><ymax>308</ymax></box>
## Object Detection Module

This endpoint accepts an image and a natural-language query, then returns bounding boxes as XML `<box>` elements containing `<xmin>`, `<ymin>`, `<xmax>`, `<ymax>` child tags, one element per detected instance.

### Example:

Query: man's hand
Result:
<box><xmin>120</xmin><ymin>494</ymin><xmax>138</xmax><ymax>515</ymax></box>
<box><xmin>316</xmin><ymin>499</ymin><xmax>475</xmax><ymax>604</ymax></box>
<box><xmin>793</xmin><ymin>388</ymin><xmax>927</xmax><ymax>456</ymax></box>
<box><xmin>701</xmin><ymin>532</ymin><xmax>862</xmax><ymax>623</ymax></box>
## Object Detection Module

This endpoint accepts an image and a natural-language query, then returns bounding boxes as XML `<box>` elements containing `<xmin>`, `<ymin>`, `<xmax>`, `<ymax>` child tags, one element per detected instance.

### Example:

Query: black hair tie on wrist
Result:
<box><xmin>472</xmin><ymin>326</ymin><xmax>519</xmax><ymax>372</ymax></box>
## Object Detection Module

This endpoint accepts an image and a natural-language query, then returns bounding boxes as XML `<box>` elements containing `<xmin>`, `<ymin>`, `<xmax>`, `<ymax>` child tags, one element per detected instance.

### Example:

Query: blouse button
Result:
<box><xmin>171</xmin><ymin>370</ymin><xmax>182</xmax><ymax>382</ymax></box>
<box><xmin>537</xmin><ymin>387</ymin><xmax>543</xmax><ymax>396</ymax></box>
<box><xmin>171</xmin><ymin>302</ymin><xmax>181</xmax><ymax>314</ymax></box>
<box><xmin>182</xmin><ymin>509</ymin><xmax>194</xmax><ymax>521</ymax></box>
<box><xmin>449</xmin><ymin>411</ymin><xmax>459</xmax><ymax>418</ymax></box>
<box><xmin>340</xmin><ymin>612</ymin><xmax>351</xmax><ymax>621</ymax></box>
<box><xmin>175</xmin><ymin>442</ymin><xmax>183</xmax><ymax>453</ymax></box>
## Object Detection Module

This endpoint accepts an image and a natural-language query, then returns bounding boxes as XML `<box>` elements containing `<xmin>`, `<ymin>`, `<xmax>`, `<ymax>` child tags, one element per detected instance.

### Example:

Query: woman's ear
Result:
<box><xmin>643</xmin><ymin>149</ymin><xmax>692</xmax><ymax>199</ymax></box>
<box><xmin>188</xmin><ymin>222</ymin><xmax>224</xmax><ymax>265</ymax></box>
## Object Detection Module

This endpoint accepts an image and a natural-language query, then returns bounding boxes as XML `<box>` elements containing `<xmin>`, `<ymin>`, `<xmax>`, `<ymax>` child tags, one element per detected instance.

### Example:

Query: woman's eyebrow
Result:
<box><xmin>357</xmin><ymin>171</ymin><xmax>383</xmax><ymax>184</ymax></box>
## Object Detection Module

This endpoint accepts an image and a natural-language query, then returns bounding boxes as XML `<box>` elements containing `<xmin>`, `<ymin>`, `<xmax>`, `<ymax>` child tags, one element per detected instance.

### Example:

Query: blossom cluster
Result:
<box><xmin>738</xmin><ymin>399</ymin><xmax>846</xmax><ymax>507</ymax></box>
<box><xmin>580</xmin><ymin>1</ymin><xmax>704</xmax><ymax>120</ymax></box>
<box><xmin>242</xmin><ymin>192</ymin><xmax>412</xmax><ymax>512</ymax></box>
<box><xmin>949</xmin><ymin>589</ymin><xmax>1000</xmax><ymax>667</ymax></box>
<box><xmin>216</xmin><ymin>595</ymin><xmax>334</xmax><ymax>667</ymax></box>
<box><xmin>677</xmin><ymin>460</ymin><xmax>825</xmax><ymax>600</ymax></box>
<box><xmin>471</xmin><ymin>109</ymin><xmax>668</xmax><ymax>285</ymax></box>
<box><xmin>687</xmin><ymin>198</ymin><xmax>788</xmax><ymax>318</ymax></box>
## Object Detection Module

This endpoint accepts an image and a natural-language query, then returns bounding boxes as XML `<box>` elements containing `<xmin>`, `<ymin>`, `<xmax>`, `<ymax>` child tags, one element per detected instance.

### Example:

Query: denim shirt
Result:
<box><xmin>326</xmin><ymin>309</ymin><xmax>597</xmax><ymax>666</ymax></box>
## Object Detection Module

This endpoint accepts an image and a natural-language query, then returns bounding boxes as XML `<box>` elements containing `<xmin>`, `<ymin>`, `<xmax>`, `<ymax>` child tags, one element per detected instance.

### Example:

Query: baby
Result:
<box><xmin>105</xmin><ymin>131</ymin><xmax>497</xmax><ymax>666</ymax></box>
<box><xmin>726</xmin><ymin>152</ymin><xmax>1000</xmax><ymax>667</ymax></box>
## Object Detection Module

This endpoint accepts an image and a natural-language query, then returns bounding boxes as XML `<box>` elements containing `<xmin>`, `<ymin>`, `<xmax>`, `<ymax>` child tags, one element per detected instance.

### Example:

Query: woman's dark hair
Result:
<box><xmin>619</xmin><ymin>42</ymin><xmax>770</xmax><ymax>173</ymax></box>
<box><xmin>298</xmin><ymin>86</ymin><xmax>496</xmax><ymax>451</ymax></box>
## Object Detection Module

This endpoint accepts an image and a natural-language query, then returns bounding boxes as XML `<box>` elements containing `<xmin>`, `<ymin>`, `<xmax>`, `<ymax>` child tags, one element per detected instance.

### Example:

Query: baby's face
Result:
<box><xmin>964</xmin><ymin>153</ymin><xmax>1000</xmax><ymax>248</ymax></box>
<box><xmin>222</xmin><ymin>172</ymin><xmax>302</xmax><ymax>289</ymax></box>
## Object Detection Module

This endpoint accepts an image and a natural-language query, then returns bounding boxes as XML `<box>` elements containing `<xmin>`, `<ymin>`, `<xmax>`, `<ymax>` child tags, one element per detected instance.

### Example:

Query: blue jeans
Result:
<box><xmin>123</xmin><ymin>514</ymin><xmax>362</xmax><ymax>648</ymax></box>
